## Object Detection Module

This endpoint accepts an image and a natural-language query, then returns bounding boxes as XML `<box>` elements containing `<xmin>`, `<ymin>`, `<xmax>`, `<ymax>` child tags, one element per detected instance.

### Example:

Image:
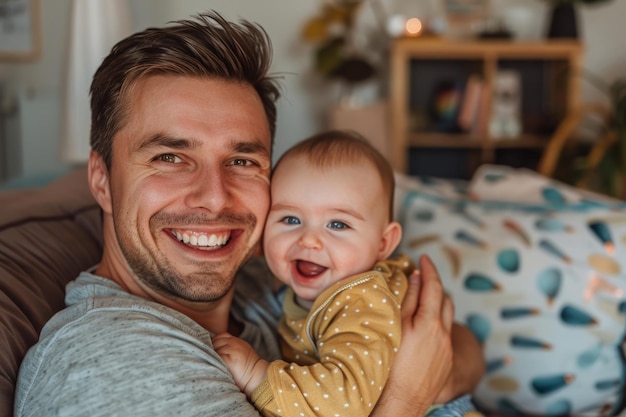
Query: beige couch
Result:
<box><xmin>0</xmin><ymin>168</ymin><xmax>102</xmax><ymax>417</ymax></box>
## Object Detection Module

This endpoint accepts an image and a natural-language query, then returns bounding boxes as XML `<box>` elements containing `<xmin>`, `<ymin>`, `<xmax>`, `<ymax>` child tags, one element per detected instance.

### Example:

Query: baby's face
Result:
<box><xmin>263</xmin><ymin>155</ymin><xmax>392</xmax><ymax>304</ymax></box>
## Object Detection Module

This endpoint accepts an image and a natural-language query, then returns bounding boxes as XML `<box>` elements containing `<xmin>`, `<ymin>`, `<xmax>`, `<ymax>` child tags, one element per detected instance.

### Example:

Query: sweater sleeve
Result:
<box><xmin>252</xmin><ymin>274</ymin><xmax>403</xmax><ymax>417</ymax></box>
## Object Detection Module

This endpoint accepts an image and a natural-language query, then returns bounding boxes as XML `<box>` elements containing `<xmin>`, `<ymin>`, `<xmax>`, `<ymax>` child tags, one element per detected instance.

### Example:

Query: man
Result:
<box><xmin>15</xmin><ymin>11</ymin><xmax>483</xmax><ymax>416</ymax></box>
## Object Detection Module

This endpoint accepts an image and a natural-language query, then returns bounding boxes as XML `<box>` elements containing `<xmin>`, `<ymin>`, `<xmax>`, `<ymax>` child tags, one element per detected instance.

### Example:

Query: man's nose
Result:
<box><xmin>185</xmin><ymin>167</ymin><xmax>230</xmax><ymax>212</ymax></box>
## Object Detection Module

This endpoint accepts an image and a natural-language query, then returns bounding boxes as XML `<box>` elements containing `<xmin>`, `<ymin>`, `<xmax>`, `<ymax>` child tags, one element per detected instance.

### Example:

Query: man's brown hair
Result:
<box><xmin>90</xmin><ymin>11</ymin><xmax>281</xmax><ymax>169</ymax></box>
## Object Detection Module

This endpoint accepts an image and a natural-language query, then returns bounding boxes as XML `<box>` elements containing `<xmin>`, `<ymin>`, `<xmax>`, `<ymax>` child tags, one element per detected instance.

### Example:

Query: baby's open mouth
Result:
<box><xmin>296</xmin><ymin>260</ymin><xmax>327</xmax><ymax>277</ymax></box>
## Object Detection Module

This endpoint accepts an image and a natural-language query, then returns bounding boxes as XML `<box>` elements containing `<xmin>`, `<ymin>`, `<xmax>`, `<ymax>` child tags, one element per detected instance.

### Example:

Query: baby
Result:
<box><xmin>213</xmin><ymin>129</ymin><xmax>413</xmax><ymax>415</ymax></box>
<box><xmin>213</xmin><ymin>129</ymin><xmax>472</xmax><ymax>416</ymax></box>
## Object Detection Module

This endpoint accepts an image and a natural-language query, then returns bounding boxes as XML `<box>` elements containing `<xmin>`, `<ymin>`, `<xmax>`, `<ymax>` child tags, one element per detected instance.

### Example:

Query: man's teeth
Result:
<box><xmin>173</xmin><ymin>231</ymin><xmax>228</xmax><ymax>247</ymax></box>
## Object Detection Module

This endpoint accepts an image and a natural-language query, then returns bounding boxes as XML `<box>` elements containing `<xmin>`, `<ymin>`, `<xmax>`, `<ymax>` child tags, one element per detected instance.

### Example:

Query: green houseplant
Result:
<box><xmin>575</xmin><ymin>74</ymin><xmax>626</xmax><ymax>198</ymax></box>
<box><xmin>301</xmin><ymin>0</ymin><xmax>376</xmax><ymax>84</ymax></box>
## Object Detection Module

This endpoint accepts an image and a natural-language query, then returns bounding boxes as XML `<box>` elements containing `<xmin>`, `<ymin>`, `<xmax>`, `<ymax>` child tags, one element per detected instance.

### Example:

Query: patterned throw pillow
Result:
<box><xmin>396</xmin><ymin>166</ymin><xmax>626</xmax><ymax>417</ymax></box>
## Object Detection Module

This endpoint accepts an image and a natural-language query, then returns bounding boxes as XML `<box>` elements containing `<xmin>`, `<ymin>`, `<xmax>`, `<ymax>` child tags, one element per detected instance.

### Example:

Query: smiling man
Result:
<box><xmin>91</xmin><ymin>76</ymin><xmax>272</xmax><ymax>332</ymax></box>
<box><xmin>14</xmin><ymin>11</ymin><xmax>483</xmax><ymax>417</ymax></box>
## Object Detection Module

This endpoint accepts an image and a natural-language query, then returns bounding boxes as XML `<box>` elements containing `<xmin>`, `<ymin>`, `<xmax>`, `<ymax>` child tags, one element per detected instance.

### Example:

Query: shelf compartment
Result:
<box><xmin>389</xmin><ymin>39</ymin><xmax>584</xmax><ymax>177</ymax></box>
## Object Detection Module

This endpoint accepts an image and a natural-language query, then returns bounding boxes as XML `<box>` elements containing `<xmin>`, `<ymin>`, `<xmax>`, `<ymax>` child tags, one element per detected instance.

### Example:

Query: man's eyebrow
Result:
<box><xmin>137</xmin><ymin>134</ymin><xmax>270</xmax><ymax>157</ymax></box>
<box><xmin>138</xmin><ymin>134</ymin><xmax>199</xmax><ymax>151</ymax></box>
<box><xmin>232</xmin><ymin>140</ymin><xmax>271</xmax><ymax>158</ymax></box>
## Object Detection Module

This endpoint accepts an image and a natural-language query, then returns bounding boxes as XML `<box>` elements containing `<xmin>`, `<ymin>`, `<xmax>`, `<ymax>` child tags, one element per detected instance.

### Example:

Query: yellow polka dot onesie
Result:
<box><xmin>250</xmin><ymin>255</ymin><xmax>413</xmax><ymax>416</ymax></box>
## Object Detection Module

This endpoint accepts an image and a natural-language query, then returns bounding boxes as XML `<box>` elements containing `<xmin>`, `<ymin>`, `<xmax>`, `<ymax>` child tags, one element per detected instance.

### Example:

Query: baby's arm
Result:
<box><xmin>213</xmin><ymin>333</ymin><xmax>269</xmax><ymax>397</ymax></box>
<box><xmin>255</xmin><ymin>275</ymin><xmax>402</xmax><ymax>416</ymax></box>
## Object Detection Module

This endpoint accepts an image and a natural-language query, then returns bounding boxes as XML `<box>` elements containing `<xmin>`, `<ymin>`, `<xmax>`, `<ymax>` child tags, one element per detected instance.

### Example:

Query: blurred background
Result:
<box><xmin>0</xmin><ymin>0</ymin><xmax>624</xmax><ymax>186</ymax></box>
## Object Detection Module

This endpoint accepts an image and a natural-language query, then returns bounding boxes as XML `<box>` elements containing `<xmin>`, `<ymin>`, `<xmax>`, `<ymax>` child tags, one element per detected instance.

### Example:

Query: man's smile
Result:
<box><xmin>170</xmin><ymin>230</ymin><xmax>231</xmax><ymax>250</ymax></box>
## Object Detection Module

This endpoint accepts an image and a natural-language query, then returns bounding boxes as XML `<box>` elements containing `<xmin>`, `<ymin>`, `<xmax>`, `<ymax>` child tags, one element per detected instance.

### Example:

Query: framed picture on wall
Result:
<box><xmin>443</xmin><ymin>0</ymin><xmax>490</xmax><ymax>22</ymax></box>
<box><xmin>0</xmin><ymin>0</ymin><xmax>41</xmax><ymax>61</ymax></box>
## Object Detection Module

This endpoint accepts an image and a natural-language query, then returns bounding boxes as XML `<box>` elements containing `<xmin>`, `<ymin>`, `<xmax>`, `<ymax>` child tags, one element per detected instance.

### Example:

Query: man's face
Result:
<box><xmin>97</xmin><ymin>75</ymin><xmax>271</xmax><ymax>303</ymax></box>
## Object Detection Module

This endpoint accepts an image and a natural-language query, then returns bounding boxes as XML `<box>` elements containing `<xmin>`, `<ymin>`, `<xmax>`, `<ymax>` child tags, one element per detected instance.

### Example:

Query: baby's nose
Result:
<box><xmin>298</xmin><ymin>229</ymin><xmax>322</xmax><ymax>249</ymax></box>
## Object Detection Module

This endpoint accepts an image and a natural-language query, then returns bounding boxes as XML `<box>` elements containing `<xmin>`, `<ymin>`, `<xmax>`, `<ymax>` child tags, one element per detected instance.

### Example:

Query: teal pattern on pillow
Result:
<box><xmin>398</xmin><ymin>183</ymin><xmax>626</xmax><ymax>417</ymax></box>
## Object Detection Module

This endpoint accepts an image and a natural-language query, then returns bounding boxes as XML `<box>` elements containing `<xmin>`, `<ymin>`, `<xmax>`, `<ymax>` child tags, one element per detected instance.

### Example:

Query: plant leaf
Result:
<box><xmin>302</xmin><ymin>17</ymin><xmax>330</xmax><ymax>43</ymax></box>
<box><xmin>315</xmin><ymin>37</ymin><xmax>346</xmax><ymax>76</ymax></box>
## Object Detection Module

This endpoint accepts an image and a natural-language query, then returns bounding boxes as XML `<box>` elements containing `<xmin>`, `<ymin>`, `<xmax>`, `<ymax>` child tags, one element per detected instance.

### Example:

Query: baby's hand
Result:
<box><xmin>212</xmin><ymin>332</ymin><xmax>269</xmax><ymax>397</ymax></box>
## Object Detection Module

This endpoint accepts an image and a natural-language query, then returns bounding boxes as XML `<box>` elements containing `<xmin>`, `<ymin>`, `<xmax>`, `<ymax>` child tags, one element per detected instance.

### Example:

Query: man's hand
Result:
<box><xmin>372</xmin><ymin>255</ymin><xmax>465</xmax><ymax>416</ymax></box>
<box><xmin>212</xmin><ymin>332</ymin><xmax>269</xmax><ymax>397</ymax></box>
<box><xmin>436</xmin><ymin>322</ymin><xmax>485</xmax><ymax>403</ymax></box>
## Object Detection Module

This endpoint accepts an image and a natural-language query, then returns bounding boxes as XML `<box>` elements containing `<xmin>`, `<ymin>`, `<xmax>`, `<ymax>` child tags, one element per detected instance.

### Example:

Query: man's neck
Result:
<box><xmin>94</xmin><ymin>258</ymin><xmax>236</xmax><ymax>335</ymax></box>
<box><xmin>170</xmin><ymin>290</ymin><xmax>235</xmax><ymax>334</ymax></box>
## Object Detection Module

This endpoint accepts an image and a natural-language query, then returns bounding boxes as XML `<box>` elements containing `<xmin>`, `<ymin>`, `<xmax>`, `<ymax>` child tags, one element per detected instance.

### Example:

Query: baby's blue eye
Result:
<box><xmin>328</xmin><ymin>221</ymin><xmax>348</xmax><ymax>229</ymax></box>
<box><xmin>282</xmin><ymin>216</ymin><xmax>300</xmax><ymax>225</ymax></box>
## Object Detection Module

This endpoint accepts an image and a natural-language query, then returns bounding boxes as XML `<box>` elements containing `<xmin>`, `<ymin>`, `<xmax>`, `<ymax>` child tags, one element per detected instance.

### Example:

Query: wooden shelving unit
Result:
<box><xmin>389</xmin><ymin>38</ymin><xmax>584</xmax><ymax>176</ymax></box>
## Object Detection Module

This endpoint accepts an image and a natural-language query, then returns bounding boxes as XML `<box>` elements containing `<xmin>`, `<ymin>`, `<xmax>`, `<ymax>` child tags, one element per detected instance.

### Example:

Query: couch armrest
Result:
<box><xmin>0</xmin><ymin>167</ymin><xmax>103</xmax><ymax>417</ymax></box>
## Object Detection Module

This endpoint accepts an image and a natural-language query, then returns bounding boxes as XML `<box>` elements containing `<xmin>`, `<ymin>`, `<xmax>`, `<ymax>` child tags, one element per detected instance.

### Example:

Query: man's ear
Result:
<box><xmin>88</xmin><ymin>151</ymin><xmax>112</xmax><ymax>214</ymax></box>
<box><xmin>378</xmin><ymin>221</ymin><xmax>402</xmax><ymax>260</ymax></box>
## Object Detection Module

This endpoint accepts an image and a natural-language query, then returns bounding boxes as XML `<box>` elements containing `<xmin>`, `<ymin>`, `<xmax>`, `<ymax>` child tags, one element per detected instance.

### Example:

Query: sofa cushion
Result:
<box><xmin>0</xmin><ymin>168</ymin><xmax>102</xmax><ymax>417</ymax></box>
<box><xmin>396</xmin><ymin>166</ymin><xmax>626</xmax><ymax>416</ymax></box>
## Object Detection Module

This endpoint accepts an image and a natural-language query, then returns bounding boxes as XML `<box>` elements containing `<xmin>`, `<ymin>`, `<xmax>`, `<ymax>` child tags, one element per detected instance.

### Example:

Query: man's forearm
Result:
<box><xmin>435</xmin><ymin>322</ymin><xmax>485</xmax><ymax>403</ymax></box>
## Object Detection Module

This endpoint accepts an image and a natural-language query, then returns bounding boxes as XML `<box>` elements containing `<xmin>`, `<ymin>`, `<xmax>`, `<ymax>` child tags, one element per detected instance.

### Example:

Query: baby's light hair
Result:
<box><xmin>274</xmin><ymin>130</ymin><xmax>395</xmax><ymax>221</ymax></box>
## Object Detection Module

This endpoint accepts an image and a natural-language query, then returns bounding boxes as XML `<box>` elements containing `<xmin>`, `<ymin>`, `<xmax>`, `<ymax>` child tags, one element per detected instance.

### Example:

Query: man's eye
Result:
<box><xmin>230</xmin><ymin>159</ymin><xmax>254</xmax><ymax>167</ymax></box>
<box><xmin>281</xmin><ymin>216</ymin><xmax>300</xmax><ymax>225</ymax></box>
<box><xmin>157</xmin><ymin>154</ymin><xmax>182</xmax><ymax>164</ymax></box>
<box><xmin>328</xmin><ymin>221</ymin><xmax>349</xmax><ymax>229</ymax></box>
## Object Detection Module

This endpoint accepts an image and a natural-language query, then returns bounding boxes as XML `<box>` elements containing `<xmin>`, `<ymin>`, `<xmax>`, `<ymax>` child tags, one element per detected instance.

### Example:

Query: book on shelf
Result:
<box><xmin>457</xmin><ymin>74</ymin><xmax>483</xmax><ymax>135</ymax></box>
<box><xmin>473</xmin><ymin>80</ymin><xmax>491</xmax><ymax>137</ymax></box>
<box><xmin>456</xmin><ymin>74</ymin><xmax>493</xmax><ymax>138</ymax></box>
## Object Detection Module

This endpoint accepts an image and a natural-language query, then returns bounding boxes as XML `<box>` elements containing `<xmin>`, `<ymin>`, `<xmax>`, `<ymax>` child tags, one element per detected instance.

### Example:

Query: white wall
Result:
<box><xmin>1</xmin><ymin>0</ymin><xmax>625</xmax><ymax>180</ymax></box>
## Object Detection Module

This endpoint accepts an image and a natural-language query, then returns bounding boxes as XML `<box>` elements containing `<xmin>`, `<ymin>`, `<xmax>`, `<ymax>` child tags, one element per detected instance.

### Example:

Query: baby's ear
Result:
<box><xmin>378</xmin><ymin>221</ymin><xmax>402</xmax><ymax>260</ymax></box>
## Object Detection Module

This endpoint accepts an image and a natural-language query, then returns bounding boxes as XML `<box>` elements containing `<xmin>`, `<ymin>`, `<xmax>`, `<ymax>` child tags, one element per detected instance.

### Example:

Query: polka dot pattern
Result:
<box><xmin>251</xmin><ymin>256</ymin><xmax>411</xmax><ymax>416</ymax></box>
